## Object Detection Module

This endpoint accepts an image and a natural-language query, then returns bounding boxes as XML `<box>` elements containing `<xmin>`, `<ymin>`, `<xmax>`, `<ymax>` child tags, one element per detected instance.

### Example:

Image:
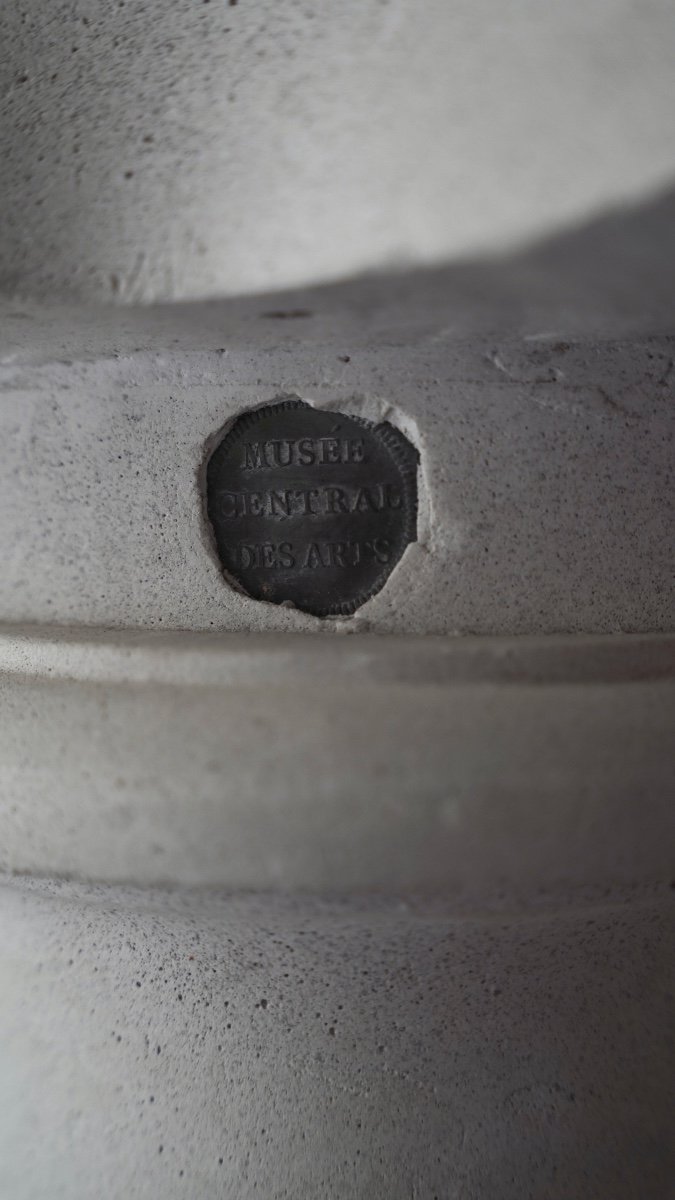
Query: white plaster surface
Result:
<box><xmin>1</xmin><ymin>628</ymin><xmax>673</xmax><ymax>891</ymax></box>
<box><xmin>1</xmin><ymin>214</ymin><xmax>674</xmax><ymax>636</ymax></box>
<box><xmin>1</xmin><ymin>0</ymin><xmax>675</xmax><ymax>302</ymax></box>
<box><xmin>2</xmin><ymin>8</ymin><xmax>675</xmax><ymax>1194</ymax></box>
<box><xmin>1</xmin><ymin>878</ymin><xmax>673</xmax><ymax>1199</ymax></box>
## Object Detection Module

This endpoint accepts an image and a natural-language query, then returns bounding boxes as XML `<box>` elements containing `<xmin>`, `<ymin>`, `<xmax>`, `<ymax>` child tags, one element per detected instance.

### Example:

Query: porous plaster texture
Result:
<box><xmin>2</xmin><ymin>192</ymin><xmax>675</xmax><ymax>636</ymax></box>
<box><xmin>1</xmin><ymin>629</ymin><xmax>674</xmax><ymax>891</ymax></box>
<box><xmin>2</xmin><ymin>87</ymin><xmax>675</xmax><ymax>1198</ymax></box>
<box><xmin>1</xmin><ymin>0</ymin><xmax>675</xmax><ymax>302</ymax></box>
<box><xmin>1</xmin><ymin>878</ymin><xmax>674</xmax><ymax>1200</ymax></box>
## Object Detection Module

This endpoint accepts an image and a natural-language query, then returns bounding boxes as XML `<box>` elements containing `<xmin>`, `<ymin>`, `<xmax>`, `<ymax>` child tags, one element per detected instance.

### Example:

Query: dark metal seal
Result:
<box><xmin>205</xmin><ymin>399</ymin><xmax>418</xmax><ymax>617</ymax></box>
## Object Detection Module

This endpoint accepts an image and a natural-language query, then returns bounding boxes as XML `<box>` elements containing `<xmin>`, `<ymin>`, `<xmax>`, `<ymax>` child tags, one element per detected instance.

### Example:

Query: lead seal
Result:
<box><xmin>205</xmin><ymin>398</ymin><xmax>419</xmax><ymax>616</ymax></box>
